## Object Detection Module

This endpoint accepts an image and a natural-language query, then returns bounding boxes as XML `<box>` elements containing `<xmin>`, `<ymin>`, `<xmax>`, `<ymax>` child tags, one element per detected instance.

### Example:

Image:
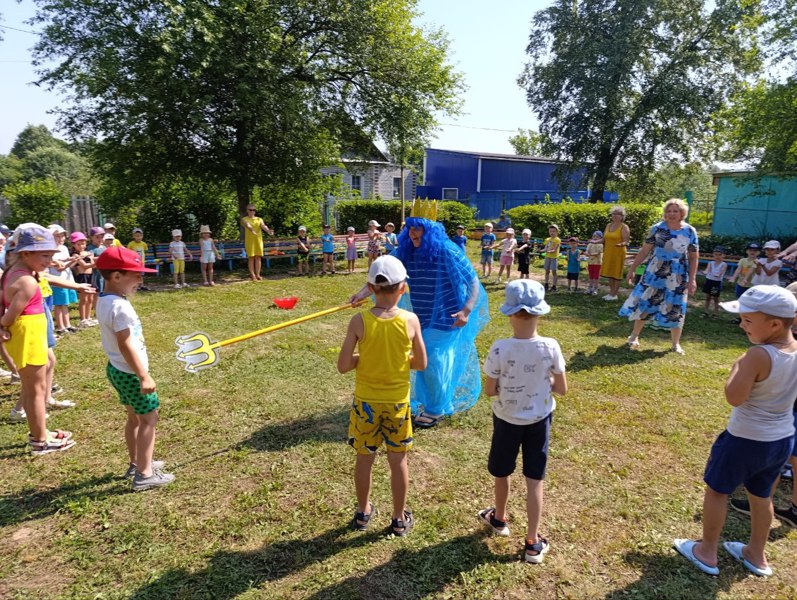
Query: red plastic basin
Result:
<box><xmin>273</xmin><ymin>297</ymin><xmax>299</xmax><ymax>309</ymax></box>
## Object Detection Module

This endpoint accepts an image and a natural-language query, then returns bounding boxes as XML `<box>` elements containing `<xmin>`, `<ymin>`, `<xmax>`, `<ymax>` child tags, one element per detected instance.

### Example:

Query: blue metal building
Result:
<box><xmin>416</xmin><ymin>148</ymin><xmax>617</xmax><ymax>219</ymax></box>
<box><xmin>712</xmin><ymin>171</ymin><xmax>797</xmax><ymax>237</ymax></box>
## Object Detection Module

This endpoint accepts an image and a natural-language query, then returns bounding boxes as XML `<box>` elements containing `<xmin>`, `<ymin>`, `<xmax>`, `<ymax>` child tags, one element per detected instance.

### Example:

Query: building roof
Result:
<box><xmin>426</xmin><ymin>147</ymin><xmax>567</xmax><ymax>165</ymax></box>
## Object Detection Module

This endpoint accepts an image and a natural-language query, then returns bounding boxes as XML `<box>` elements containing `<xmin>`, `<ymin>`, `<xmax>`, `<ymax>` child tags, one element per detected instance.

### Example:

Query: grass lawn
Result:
<box><xmin>1</xmin><ymin>251</ymin><xmax>795</xmax><ymax>600</ymax></box>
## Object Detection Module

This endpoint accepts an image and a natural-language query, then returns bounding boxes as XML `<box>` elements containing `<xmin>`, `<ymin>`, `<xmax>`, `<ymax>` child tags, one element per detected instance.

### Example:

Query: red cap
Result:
<box><xmin>95</xmin><ymin>246</ymin><xmax>157</xmax><ymax>273</ymax></box>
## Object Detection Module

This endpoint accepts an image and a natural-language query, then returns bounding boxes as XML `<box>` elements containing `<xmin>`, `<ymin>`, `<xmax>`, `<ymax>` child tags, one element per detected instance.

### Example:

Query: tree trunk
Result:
<box><xmin>236</xmin><ymin>175</ymin><xmax>251</xmax><ymax>216</ymax></box>
<box><xmin>399</xmin><ymin>161</ymin><xmax>406</xmax><ymax>222</ymax></box>
<box><xmin>590</xmin><ymin>145</ymin><xmax>613</xmax><ymax>203</ymax></box>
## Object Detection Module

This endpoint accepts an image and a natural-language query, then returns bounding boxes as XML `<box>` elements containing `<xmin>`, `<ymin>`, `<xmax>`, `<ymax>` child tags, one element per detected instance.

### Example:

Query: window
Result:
<box><xmin>393</xmin><ymin>177</ymin><xmax>402</xmax><ymax>198</ymax></box>
<box><xmin>351</xmin><ymin>175</ymin><xmax>362</xmax><ymax>191</ymax></box>
<box><xmin>442</xmin><ymin>187</ymin><xmax>458</xmax><ymax>201</ymax></box>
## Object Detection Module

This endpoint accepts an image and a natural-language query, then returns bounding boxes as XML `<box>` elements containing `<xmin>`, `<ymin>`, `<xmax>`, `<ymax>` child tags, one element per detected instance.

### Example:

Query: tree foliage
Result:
<box><xmin>31</xmin><ymin>0</ymin><xmax>462</xmax><ymax>214</ymax></box>
<box><xmin>508</xmin><ymin>129</ymin><xmax>547</xmax><ymax>156</ymax></box>
<box><xmin>3</xmin><ymin>179</ymin><xmax>70</xmax><ymax>227</ymax></box>
<box><xmin>608</xmin><ymin>161</ymin><xmax>716</xmax><ymax>211</ymax></box>
<box><xmin>519</xmin><ymin>0</ymin><xmax>758</xmax><ymax>202</ymax></box>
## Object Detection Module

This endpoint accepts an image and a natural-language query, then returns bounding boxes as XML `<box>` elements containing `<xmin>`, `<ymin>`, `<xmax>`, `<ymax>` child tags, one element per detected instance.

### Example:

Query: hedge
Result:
<box><xmin>334</xmin><ymin>200</ymin><xmax>476</xmax><ymax>236</ymax></box>
<box><xmin>698</xmin><ymin>234</ymin><xmax>797</xmax><ymax>257</ymax></box>
<box><xmin>507</xmin><ymin>202</ymin><xmax>662</xmax><ymax>246</ymax></box>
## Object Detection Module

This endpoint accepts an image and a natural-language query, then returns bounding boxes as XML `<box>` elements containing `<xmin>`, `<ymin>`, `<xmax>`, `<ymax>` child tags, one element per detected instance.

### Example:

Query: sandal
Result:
<box><xmin>29</xmin><ymin>429</ymin><xmax>73</xmax><ymax>442</ymax></box>
<box><xmin>29</xmin><ymin>431</ymin><xmax>76</xmax><ymax>455</ymax></box>
<box><xmin>524</xmin><ymin>535</ymin><xmax>550</xmax><ymax>564</ymax></box>
<box><xmin>413</xmin><ymin>412</ymin><xmax>445</xmax><ymax>429</ymax></box>
<box><xmin>352</xmin><ymin>502</ymin><xmax>377</xmax><ymax>531</ymax></box>
<box><xmin>390</xmin><ymin>511</ymin><xmax>414</xmax><ymax>537</ymax></box>
<box><xmin>626</xmin><ymin>336</ymin><xmax>640</xmax><ymax>350</ymax></box>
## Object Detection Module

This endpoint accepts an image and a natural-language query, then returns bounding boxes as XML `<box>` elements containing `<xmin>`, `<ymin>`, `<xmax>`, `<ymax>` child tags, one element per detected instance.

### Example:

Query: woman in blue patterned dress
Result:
<box><xmin>619</xmin><ymin>198</ymin><xmax>699</xmax><ymax>355</ymax></box>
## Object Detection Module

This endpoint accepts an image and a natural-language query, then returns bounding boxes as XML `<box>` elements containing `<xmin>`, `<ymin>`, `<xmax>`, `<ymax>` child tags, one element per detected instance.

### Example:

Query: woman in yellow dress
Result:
<box><xmin>600</xmin><ymin>205</ymin><xmax>630</xmax><ymax>300</ymax></box>
<box><xmin>241</xmin><ymin>204</ymin><xmax>273</xmax><ymax>281</ymax></box>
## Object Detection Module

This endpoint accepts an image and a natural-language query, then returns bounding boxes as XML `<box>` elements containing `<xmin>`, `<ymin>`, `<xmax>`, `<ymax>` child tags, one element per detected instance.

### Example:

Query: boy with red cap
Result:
<box><xmin>96</xmin><ymin>247</ymin><xmax>174</xmax><ymax>491</ymax></box>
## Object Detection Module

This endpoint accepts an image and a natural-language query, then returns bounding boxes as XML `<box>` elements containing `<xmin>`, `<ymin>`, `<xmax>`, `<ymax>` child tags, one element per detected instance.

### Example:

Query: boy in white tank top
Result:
<box><xmin>674</xmin><ymin>285</ymin><xmax>797</xmax><ymax>578</ymax></box>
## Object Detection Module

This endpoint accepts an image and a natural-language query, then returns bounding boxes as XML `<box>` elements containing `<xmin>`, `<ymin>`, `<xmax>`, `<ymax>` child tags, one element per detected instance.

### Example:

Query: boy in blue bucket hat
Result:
<box><xmin>478</xmin><ymin>279</ymin><xmax>568</xmax><ymax>564</ymax></box>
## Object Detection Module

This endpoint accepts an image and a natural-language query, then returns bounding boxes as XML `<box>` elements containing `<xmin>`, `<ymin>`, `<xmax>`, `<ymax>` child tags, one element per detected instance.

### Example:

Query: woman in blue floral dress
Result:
<box><xmin>619</xmin><ymin>198</ymin><xmax>699</xmax><ymax>355</ymax></box>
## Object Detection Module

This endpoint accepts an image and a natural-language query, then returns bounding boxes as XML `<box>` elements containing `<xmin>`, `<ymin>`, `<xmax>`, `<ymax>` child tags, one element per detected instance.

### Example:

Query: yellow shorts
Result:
<box><xmin>173</xmin><ymin>259</ymin><xmax>185</xmax><ymax>274</ymax></box>
<box><xmin>7</xmin><ymin>313</ymin><xmax>48</xmax><ymax>369</ymax></box>
<box><xmin>348</xmin><ymin>397</ymin><xmax>413</xmax><ymax>454</ymax></box>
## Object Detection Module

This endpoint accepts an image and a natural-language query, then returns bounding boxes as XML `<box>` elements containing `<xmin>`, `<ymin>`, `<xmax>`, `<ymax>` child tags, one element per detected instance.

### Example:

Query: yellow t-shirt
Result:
<box><xmin>735</xmin><ymin>257</ymin><xmax>756</xmax><ymax>287</ymax></box>
<box><xmin>127</xmin><ymin>240</ymin><xmax>148</xmax><ymax>261</ymax></box>
<box><xmin>544</xmin><ymin>236</ymin><xmax>561</xmax><ymax>259</ymax></box>
<box><xmin>354</xmin><ymin>309</ymin><xmax>413</xmax><ymax>404</ymax></box>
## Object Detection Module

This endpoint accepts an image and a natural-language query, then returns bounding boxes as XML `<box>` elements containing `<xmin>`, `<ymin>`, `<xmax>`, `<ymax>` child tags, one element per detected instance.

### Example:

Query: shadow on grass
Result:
<box><xmin>306</xmin><ymin>533</ymin><xmax>503</xmax><ymax>599</ymax></box>
<box><xmin>0</xmin><ymin>473</ymin><xmax>125</xmax><ymax>527</ymax></box>
<box><xmin>130</xmin><ymin>530</ymin><xmax>498</xmax><ymax>600</ymax></box>
<box><xmin>568</xmin><ymin>345</ymin><xmax>668</xmax><ymax>373</ymax></box>
<box><xmin>605</xmin><ymin>550</ymin><xmax>744</xmax><ymax>600</ymax></box>
<box><xmin>240</xmin><ymin>407</ymin><xmax>348</xmax><ymax>452</ymax></box>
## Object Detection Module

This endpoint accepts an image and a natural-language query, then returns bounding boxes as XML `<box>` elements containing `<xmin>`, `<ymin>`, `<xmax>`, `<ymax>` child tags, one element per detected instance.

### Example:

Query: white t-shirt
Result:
<box><xmin>751</xmin><ymin>258</ymin><xmax>782</xmax><ymax>286</ymax></box>
<box><xmin>97</xmin><ymin>294</ymin><xmax>149</xmax><ymax>373</ymax></box>
<box><xmin>482</xmin><ymin>336</ymin><xmax>566</xmax><ymax>425</ymax></box>
<box><xmin>170</xmin><ymin>240</ymin><xmax>186</xmax><ymax>260</ymax></box>
<box><xmin>49</xmin><ymin>244</ymin><xmax>76</xmax><ymax>283</ymax></box>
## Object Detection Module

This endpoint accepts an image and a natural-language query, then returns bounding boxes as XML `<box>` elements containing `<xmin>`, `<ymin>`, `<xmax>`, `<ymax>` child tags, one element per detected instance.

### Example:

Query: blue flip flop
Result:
<box><xmin>673</xmin><ymin>538</ymin><xmax>719</xmax><ymax>576</ymax></box>
<box><xmin>722</xmin><ymin>541</ymin><xmax>773</xmax><ymax>577</ymax></box>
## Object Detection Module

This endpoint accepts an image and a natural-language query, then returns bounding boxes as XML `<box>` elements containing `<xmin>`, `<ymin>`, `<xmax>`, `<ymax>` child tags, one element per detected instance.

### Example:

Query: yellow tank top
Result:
<box><xmin>39</xmin><ymin>276</ymin><xmax>52</xmax><ymax>298</ymax></box>
<box><xmin>354</xmin><ymin>309</ymin><xmax>413</xmax><ymax>404</ymax></box>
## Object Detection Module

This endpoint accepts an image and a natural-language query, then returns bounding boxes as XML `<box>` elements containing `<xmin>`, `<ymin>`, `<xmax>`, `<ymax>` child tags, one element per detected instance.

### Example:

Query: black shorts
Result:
<box><xmin>702</xmin><ymin>279</ymin><xmax>722</xmax><ymax>297</ymax></box>
<box><xmin>518</xmin><ymin>263</ymin><xmax>530</xmax><ymax>275</ymax></box>
<box><xmin>74</xmin><ymin>273</ymin><xmax>92</xmax><ymax>284</ymax></box>
<box><xmin>566</xmin><ymin>271</ymin><xmax>580</xmax><ymax>281</ymax></box>
<box><xmin>488</xmin><ymin>413</ymin><xmax>552</xmax><ymax>480</ymax></box>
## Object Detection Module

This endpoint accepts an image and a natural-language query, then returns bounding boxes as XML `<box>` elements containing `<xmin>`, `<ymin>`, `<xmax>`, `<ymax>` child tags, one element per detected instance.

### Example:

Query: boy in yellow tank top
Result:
<box><xmin>338</xmin><ymin>255</ymin><xmax>427</xmax><ymax>536</ymax></box>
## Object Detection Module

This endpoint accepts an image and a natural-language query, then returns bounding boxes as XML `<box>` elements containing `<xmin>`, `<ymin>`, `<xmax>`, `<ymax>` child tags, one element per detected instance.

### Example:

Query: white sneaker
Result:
<box><xmin>174</xmin><ymin>284</ymin><xmax>182</xmax><ymax>289</ymax></box>
<box><xmin>9</xmin><ymin>407</ymin><xmax>27</xmax><ymax>422</ymax></box>
<box><xmin>47</xmin><ymin>397</ymin><xmax>76</xmax><ymax>409</ymax></box>
<box><xmin>0</xmin><ymin>368</ymin><xmax>12</xmax><ymax>378</ymax></box>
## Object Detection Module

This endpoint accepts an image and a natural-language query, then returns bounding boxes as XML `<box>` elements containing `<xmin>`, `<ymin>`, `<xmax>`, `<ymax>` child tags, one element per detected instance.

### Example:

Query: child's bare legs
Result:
<box><xmin>20</xmin><ymin>364</ymin><xmax>48</xmax><ymax>441</ymax></box>
<box><xmin>387</xmin><ymin>451</ymin><xmax>409</xmax><ymax>520</ymax></box>
<box><xmin>552</xmin><ymin>269</ymin><xmax>558</xmax><ymax>289</ymax></box>
<box><xmin>494</xmin><ymin>475</ymin><xmax>510</xmax><ymax>522</ymax></box>
<box><xmin>348</xmin><ymin>259</ymin><xmax>355</xmax><ymax>273</ymax></box>
<box><xmin>54</xmin><ymin>305</ymin><xmax>67</xmax><ymax>330</ymax></box>
<box><xmin>1</xmin><ymin>343</ymin><xmax>18</xmax><ymax>378</ymax></box>
<box><xmin>126</xmin><ymin>407</ymin><xmax>159</xmax><ymax>477</ymax></box>
<box><xmin>544</xmin><ymin>268</ymin><xmax>551</xmax><ymax>287</ymax></box>
<box><xmin>78</xmin><ymin>292</ymin><xmax>90</xmax><ymax>321</ymax></box>
<box><xmin>526</xmin><ymin>477</ymin><xmax>544</xmax><ymax>544</ymax></box>
<box><xmin>692</xmin><ymin>486</ymin><xmax>727</xmax><ymax>568</ymax></box>
<box><xmin>354</xmin><ymin>452</ymin><xmax>376</xmax><ymax>522</ymax></box>
<box><xmin>45</xmin><ymin>349</ymin><xmax>56</xmax><ymax>404</ymax></box>
<box><xmin>703</xmin><ymin>294</ymin><xmax>711</xmax><ymax>313</ymax></box>
<box><xmin>207</xmin><ymin>263</ymin><xmax>215</xmax><ymax>285</ymax></box>
<box><xmin>173</xmin><ymin>269</ymin><xmax>180</xmax><ymax>287</ymax></box>
<box><xmin>506</xmin><ymin>264</ymin><xmax>512</xmax><ymax>281</ymax></box>
<box><xmin>744</xmin><ymin>491</ymin><xmax>774</xmax><ymax>569</ymax></box>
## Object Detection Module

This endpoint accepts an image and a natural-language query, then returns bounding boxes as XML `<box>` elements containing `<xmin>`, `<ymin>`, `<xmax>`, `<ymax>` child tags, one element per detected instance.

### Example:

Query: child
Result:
<box><xmin>345</xmin><ymin>226</ymin><xmax>357</xmax><ymax>274</ymax></box>
<box><xmin>127</xmin><ymin>228</ymin><xmax>149</xmax><ymax>291</ymax></box>
<box><xmin>198</xmin><ymin>225</ymin><xmax>221</xmax><ymax>286</ymax></box>
<box><xmin>366</xmin><ymin>220</ymin><xmax>382</xmax><ymax>266</ymax></box>
<box><xmin>752</xmin><ymin>240</ymin><xmax>782</xmax><ymax>286</ymax></box>
<box><xmin>70</xmin><ymin>231</ymin><xmax>97</xmax><ymax>327</ymax></box>
<box><xmin>480</xmin><ymin>223</ymin><xmax>498</xmax><ymax>278</ymax></box>
<box><xmin>384</xmin><ymin>222</ymin><xmax>399</xmax><ymax>254</ymax></box>
<box><xmin>674</xmin><ymin>285</ymin><xmax>797</xmax><ymax>577</ymax></box>
<box><xmin>102</xmin><ymin>233</ymin><xmax>116</xmax><ymax>249</ymax></box>
<box><xmin>701</xmin><ymin>246</ymin><xmax>728</xmax><ymax>318</ymax></box>
<box><xmin>337</xmin><ymin>255</ymin><xmax>427</xmax><ymax>536</ymax></box>
<box><xmin>497</xmin><ymin>228</ymin><xmax>517</xmax><ymax>283</ymax></box>
<box><xmin>103</xmin><ymin>223</ymin><xmax>123</xmax><ymax>247</ymax></box>
<box><xmin>542</xmin><ymin>225</ymin><xmax>561</xmax><ymax>292</ymax></box>
<box><xmin>515</xmin><ymin>229</ymin><xmax>533</xmax><ymax>280</ymax></box>
<box><xmin>1</xmin><ymin>224</ymin><xmax>75</xmax><ymax>454</ymax></box>
<box><xmin>320</xmin><ymin>224</ymin><xmax>336</xmax><ymax>275</ymax></box>
<box><xmin>727</xmin><ymin>242</ymin><xmax>760</xmax><ymax>299</ymax></box>
<box><xmin>169</xmin><ymin>229</ymin><xmax>193</xmax><ymax>289</ymax></box>
<box><xmin>297</xmin><ymin>226</ymin><xmax>311</xmax><ymax>275</ymax></box>
<box><xmin>585</xmin><ymin>231</ymin><xmax>604</xmax><ymax>295</ymax></box>
<box><xmin>479</xmin><ymin>279</ymin><xmax>567</xmax><ymax>563</ymax></box>
<box><xmin>452</xmin><ymin>225</ymin><xmax>468</xmax><ymax>252</ymax></box>
<box><xmin>565</xmin><ymin>237</ymin><xmax>581</xmax><ymax>292</ymax></box>
<box><xmin>96</xmin><ymin>246</ymin><xmax>175</xmax><ymax>491</ymax></box>
<box><xmin>48</xmin><ymin>225</ymin><xmax>80</xmax><ymax>334</ymax></box>
<box><xmin>88</xmin><ymin>226</ymin><xmax>107</xmax><ymax>315</ymax></box>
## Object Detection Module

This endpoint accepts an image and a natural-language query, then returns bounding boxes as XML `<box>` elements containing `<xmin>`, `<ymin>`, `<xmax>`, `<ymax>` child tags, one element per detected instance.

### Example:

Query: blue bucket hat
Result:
<box><xmin>10</xmin><ymin>223</ymin><xmax>58</xmax><ymax>253</ymax></box>
<box><xmin>0</xmin><ymin>224</ymin><xmax>10</xmax><ymax>236</ymax></box>
<box><xmin>500</xmin><ymin>280</ymin><xmax>551</xmax><ymax>316</ymax></box>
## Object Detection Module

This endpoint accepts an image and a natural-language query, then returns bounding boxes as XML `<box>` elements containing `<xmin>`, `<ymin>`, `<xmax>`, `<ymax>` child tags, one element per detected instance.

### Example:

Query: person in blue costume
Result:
<box><xmin>350</xmin><ymin>205</ymin><xmax>489</xmax><ymax>428</ymax></box>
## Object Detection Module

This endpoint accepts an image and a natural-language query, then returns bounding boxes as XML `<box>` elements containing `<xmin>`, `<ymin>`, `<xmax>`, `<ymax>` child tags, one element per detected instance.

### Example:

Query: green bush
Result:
<box><xmin>335</xmin><ymin>200</ymin><xmax>475</xmax><ymax>236</ymax></box>
<box><xmin>3</xmin><ymin>178</ymin><xmax>69</xmax><ymax>227</ymax></box>
<box><xmin>507</xmin><ymin>202</ymin><xmax>661</xmax><ymax>245</ymax></box>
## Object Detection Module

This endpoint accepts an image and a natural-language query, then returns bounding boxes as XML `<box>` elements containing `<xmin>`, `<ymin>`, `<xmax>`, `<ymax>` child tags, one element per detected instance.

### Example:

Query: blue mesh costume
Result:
<box><xmin>392</xmin><ymin>217</ymin><xmax>489</xmax><ymax>416</ymax></box>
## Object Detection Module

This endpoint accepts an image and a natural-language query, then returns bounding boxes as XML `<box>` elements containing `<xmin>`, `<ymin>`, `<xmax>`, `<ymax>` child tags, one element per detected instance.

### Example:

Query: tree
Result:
<box><xmin>508</xmin><ymin>129</ymin><xmax>546</xmax><ymax>156</ymax></box>
<box><xmin>10</xmin><ymin>124</ymin><xmax>67</xmax><ymax>160</ymax></box>
<box><xmin>31</xmin><ymin>0</ymin><xmax>463</xmax><ymax>214</ymax></box>
<box><xmin>608</xmin><ymin>161</ymin><xmax>716</xmax><ymax>210</ymax></box>
<box><xmin>2</xmin><ymin>179</ymin><xmax>70</xmax><ymax>226</ymax></box>
<box><xmin>518</xmin><ymin>0</ymin><xmax>758</xmax><ymax>202</ymax></box>
<box><xmin>0</xmin><ymin>154</ymin><xmax>23</xmax><ymax>190</ymax></box>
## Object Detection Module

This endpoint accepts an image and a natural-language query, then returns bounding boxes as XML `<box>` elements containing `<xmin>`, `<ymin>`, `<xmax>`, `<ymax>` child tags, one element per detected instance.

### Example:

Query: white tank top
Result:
<box><xmin>727</xmin><ymin>345</ymin><xmax>797</xmax><ymax>442</ymax></box>
<box><xmin>705</xmin><ymin>261</ymin><xmax>726</xmax><ymax>281</ymax></box>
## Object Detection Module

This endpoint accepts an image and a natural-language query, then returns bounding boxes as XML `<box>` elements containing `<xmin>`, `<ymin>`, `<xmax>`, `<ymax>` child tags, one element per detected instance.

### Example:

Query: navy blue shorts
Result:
<box><xmin>735</xmin><ymin>284</ymin><xmax>750</xmax><ymax>299</ymax></box>
<box><xmin>703</xmin><ymin>430</ymin><xmax>794</xmax><ymax>498</ymax></box>
<box><xmin>793</xmin><ymin>412</ymin><xmax>797</xmax><ymax>458</ymax></box>
<box><xmin>488</xmin><ymin>413</ymin><xmax>551</xmax><ymax>480</ymax></box>
<box><xmin>702</xmin><ymin>279</ymin><xmax>722</xmax><ymax>297</ymax></box>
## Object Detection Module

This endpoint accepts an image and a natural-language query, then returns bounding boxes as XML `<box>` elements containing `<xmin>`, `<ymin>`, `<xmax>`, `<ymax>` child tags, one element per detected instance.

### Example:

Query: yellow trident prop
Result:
<box><xmin>175</xmin><ymin>301</ymin><xmax>364</xmax><ymax>373</ymax></box>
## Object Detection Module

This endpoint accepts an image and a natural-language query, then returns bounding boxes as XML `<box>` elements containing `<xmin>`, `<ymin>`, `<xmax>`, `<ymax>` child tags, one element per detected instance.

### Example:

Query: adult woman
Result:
<box><xmin>241</xmin><ymin>205</ymin><xmax>273</xmax><ymax>281</ymax></box>
<box><xmin>619</xmin><ymin>198</ymin><xmax>699</xmax><ymax>355</ymax></box>
<box><xmin>600</xmin><ymin>205</ymin><xmax>630</xmax><ymax>300</ymax></box>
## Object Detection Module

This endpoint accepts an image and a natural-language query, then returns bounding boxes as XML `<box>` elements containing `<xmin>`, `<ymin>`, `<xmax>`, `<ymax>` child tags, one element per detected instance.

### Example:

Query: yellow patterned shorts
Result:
<box><xmin>173</xmin><ymin>259</ymin><xmax>185</xmax><ymax>274</ymax></box>
<box><xmin>348</xmin><ymin>397</ymin><xmax>413</xmax><ymax>454</ymax></box>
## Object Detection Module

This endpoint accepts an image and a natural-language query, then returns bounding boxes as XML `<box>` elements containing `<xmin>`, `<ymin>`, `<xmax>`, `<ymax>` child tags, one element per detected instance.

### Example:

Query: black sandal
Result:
<box><xmin>352</xmin><ymin>502</ymin><xmax>376</xmax><ymax>531</ymax></box>
<box><xmin>390</xmin><ymin>511</ymin><xmax>414</xmax><ymax>537</ymax></box>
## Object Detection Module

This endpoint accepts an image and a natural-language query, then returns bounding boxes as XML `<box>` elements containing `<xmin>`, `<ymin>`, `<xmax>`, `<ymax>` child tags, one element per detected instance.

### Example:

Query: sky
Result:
<box><xmin>0</xmin><ymin>0</ymin><xmax>547</xmax><ymax>155</ymax></box>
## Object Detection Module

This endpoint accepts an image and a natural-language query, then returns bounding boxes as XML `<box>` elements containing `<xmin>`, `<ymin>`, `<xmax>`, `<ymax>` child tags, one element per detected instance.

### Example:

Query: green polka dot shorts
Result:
<box><xmin>106</xmin><ymin>363</ymin><xmax>159</xmax><ymax>415</ymax></box>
